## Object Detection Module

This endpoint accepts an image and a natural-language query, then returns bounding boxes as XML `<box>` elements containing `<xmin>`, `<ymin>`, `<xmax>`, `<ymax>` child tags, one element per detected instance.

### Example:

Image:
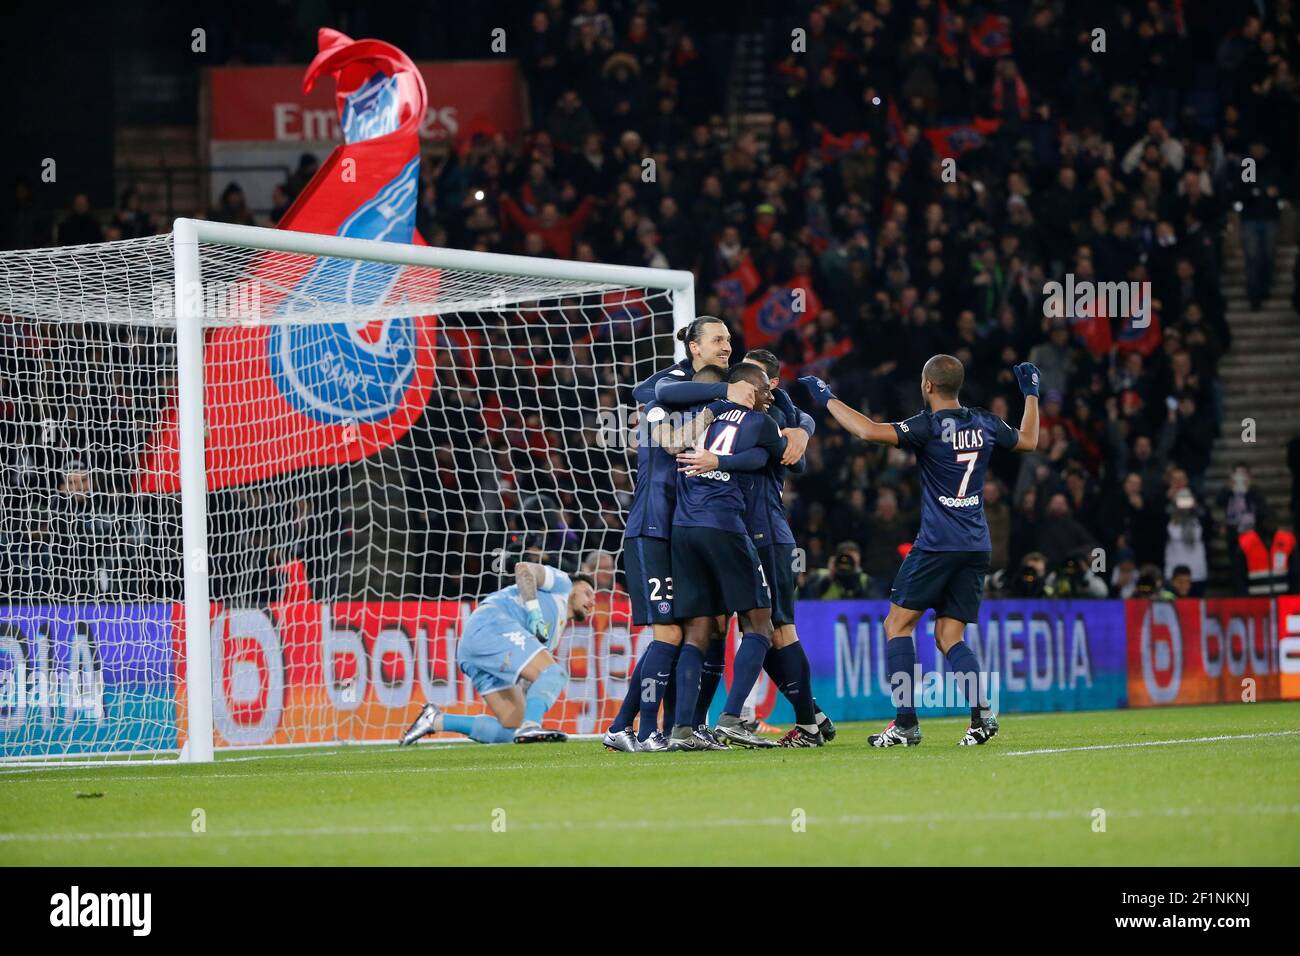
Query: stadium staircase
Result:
<box><xmin>1205</xmin><ymin>214</ymin><xmax>1299</xmax><ymax>592</ymax></box>
<box><xmin>727</xmin><ymin>30</ymin><xmax>774</xmax><ymax>152</ymax></box>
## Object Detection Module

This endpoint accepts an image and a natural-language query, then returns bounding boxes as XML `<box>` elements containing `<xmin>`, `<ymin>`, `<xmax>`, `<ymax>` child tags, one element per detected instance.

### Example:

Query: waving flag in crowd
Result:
<box><xmin>713</xmin><ymin>258</ymin><xmax>761</xmax><ymax>314</ymax></box>
<box><xmin>138</xmin><ymin>29</ymin><xmax>437</xmax><ymax>493</ymax></box>
<box><xmin>742</xmin><ymin>279</ymin><xmax>823</xmax><ymax>346</ymax></box>
<box><xmin>970</xmin><ymin>14</ymin><xmax>1013</xmax><ymax>57</ymax></box>
<box><xmin>923</xmin><ymin>118</ymin><xmax>1003</xmax><ymax>156</ymax></box>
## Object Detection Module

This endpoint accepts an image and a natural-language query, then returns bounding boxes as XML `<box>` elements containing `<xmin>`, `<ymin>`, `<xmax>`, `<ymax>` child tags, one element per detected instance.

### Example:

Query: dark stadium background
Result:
<box><xmin>2</xmin><ymin>0</ymin><xmax>1297</xmax><ymax>602</ymax></box>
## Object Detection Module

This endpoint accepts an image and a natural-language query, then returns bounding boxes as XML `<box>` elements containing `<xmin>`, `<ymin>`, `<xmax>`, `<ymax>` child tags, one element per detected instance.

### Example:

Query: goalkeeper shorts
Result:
<box><xmin>457</xmin><ymin>607</ymin><xmax>547</xmax><ymax>696</ymax></box>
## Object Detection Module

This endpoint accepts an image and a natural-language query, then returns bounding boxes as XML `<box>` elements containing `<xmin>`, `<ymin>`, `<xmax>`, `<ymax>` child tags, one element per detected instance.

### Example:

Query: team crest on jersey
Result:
<box><xmin>657</xmin><ymin>601</ymin><xmax>672</xmax><ymax>615</ymax></box>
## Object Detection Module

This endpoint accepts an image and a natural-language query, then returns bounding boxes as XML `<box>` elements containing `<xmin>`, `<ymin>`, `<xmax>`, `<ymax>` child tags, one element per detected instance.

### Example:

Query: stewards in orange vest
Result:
<box><xmin>1238</xmin><ymin>520</ymin><xmax>1297</xmax><ymax>595</ymax></box>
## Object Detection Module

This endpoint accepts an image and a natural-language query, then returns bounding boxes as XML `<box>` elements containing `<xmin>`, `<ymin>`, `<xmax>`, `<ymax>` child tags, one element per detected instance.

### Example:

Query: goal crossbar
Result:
<box><xmin>0</xmin><ymin>219</ymin><xmax>697</xmax><ymax>765</ymax></box>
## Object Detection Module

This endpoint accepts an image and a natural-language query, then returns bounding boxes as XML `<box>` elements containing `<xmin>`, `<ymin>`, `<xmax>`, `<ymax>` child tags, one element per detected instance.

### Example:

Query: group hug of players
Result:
<box><xmin>400</xmin><ymin>312</ymin><xmax>1041</xmax><ymax>751</ymax></box>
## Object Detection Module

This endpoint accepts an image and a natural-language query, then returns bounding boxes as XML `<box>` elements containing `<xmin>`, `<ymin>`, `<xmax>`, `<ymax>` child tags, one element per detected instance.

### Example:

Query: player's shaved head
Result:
<box><xmin>727</xmin><ymin>363</ymin><xmax>768</xmax><ymax>388</ymax></box>
<box><xmin>693</xmin><ymin>364</ymin><xmax>727</xmax><ymax>383</ymax></box>
<box><xmin>922</xmin><ymin>354</ymin><xmax>964</xmax><ymax>399</ymax></box>
<box><xmin>727</xmin><ymin>362</ymin><xmax>773</xmax><ymax>411</ymax></box>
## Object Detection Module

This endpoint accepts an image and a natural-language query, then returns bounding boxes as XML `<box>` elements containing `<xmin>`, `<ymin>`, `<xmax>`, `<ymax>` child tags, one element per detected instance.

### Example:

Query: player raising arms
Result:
<box><xmin>400</xmin><ymin>563</ymin><xmax>595</xmax><ymax>746</ymax></box>
<box><xmin>669</xmin><ymin>363</ymin><xmax>790</xmax><ymax>750</ymax></box>
<box><xmin>799</xmin><ymin>357</ymin><xmax>1040</xmax><ymax>747</ymax></box>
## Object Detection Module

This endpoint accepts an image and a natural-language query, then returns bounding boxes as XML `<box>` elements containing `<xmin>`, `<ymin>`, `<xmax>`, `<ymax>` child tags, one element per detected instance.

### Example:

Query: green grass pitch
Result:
<box><xmin>2</xmin><ymin>702</ymin><xmax>1298</xmax><ymax>866</ymax></box>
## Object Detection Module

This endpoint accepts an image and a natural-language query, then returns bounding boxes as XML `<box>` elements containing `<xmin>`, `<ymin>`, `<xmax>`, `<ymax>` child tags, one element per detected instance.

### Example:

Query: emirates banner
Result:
<box><xmin>207</xmin><ymin>51</ymin><xmax>524</xmax><ymax>212</ymax></box>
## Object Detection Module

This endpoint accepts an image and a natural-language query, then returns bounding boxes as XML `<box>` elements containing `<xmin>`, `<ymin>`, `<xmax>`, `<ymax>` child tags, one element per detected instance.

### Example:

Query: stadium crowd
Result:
<box><xmin>3</xmin><ymin>1</ymin><xmax>1299</xmax><ymax>603</ymax></box>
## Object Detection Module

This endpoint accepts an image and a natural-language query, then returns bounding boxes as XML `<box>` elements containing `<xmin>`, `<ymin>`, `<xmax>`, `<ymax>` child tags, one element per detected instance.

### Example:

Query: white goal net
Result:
<box><xmin>0</xmin><ymin>221</ymin><xmax>691</xmax><ymax>764</ymax></box>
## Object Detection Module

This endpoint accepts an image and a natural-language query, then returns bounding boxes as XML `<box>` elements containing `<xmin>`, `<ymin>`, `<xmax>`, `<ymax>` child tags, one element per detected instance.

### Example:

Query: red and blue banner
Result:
<box><xmin>970</xmin><ymin>14</ymin><xmax>1013</xmax><ymax>58</ymax></box>
<box><xmin>741</xmin><ymin>279</ymin><xmax>823</xmax><ymax>346</ymax></box>
<box><xmin>713</xmin><ymin>258</ymin><xmax>760</xmax><ymax>314</ymax></box>
<box><xmin>1115</xmin><ymin>304</ymin><xmax>1162</xmax><ymax>357</ymax></box>
<box><xmin>923</xmin><ymin>118</ymin><xmax>1002</xmax><ymax>156</ymax></box>
<box><xmin>139</xmin><ymin>29</ymin><xmax>437</xmax><ymax>493</ymax></box>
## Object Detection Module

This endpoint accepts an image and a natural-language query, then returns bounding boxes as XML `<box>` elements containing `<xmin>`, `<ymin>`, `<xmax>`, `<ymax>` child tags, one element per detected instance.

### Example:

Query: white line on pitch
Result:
<box><xmin>1003</xmin><ymin>730</ymin><xmax>1300</xmax><ymax>756</ymax></box>
<box><xmin>2</xmin><ymin>804</ymin><xmax>1297</xmax><ymax>844</ymax></box>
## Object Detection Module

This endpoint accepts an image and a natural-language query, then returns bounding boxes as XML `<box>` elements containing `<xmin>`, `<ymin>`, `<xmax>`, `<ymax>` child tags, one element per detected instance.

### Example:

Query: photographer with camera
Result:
<box><xmin>799</xmin><ymin>541</ymin><xmax>872</xmax><ymax>600</ymax></box>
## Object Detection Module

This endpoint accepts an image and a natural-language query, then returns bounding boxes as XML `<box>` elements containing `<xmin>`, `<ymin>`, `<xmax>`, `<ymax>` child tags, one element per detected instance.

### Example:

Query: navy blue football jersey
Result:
<box><xmin>673</xmin><ymin>401</ymin><xmax>786</xmax><ymax>535</ymax></box>
<box><xmin>623</xmin><ymin>400</ymin><xmax>677</xmax><ymax>539</ymax></box>
<box><xmin>738</xmin><ymin>405</ymin><xmax>804</xmax><ymax>546</ymax></box>
<box><xmin>631</xmin><ymin>359</ymin><xmax>690</xmax><ymax>406</ymax></box>
<box><xmin>892</xmin><ymin>406</ymin><xmax>1019</xmax><ymax>551</ymax></box>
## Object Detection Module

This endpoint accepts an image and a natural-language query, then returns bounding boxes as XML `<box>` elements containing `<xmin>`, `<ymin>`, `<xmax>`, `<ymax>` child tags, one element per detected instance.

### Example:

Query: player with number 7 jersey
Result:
<box><xmin>798</xmin><ymin>355</ymin><xmax>1041</xmax><ymax>749</ymax></box>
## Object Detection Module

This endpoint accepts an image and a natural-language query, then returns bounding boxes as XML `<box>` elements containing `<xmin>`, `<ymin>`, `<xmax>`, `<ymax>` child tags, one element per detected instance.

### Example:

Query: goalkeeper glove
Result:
<box><xmin>525</xmin><ymin>601</ymin><xmax>550</xmax><ymax>644</ymax></box>
<box><xmin>1013</xmin><ymin>363</ymin><xmax>1041</xmax><ymax>398</ymax></box>
<box><xmin>798</xmin><ymin>375</ymin><xmax>836</xmax><ymax>408</ymax></box>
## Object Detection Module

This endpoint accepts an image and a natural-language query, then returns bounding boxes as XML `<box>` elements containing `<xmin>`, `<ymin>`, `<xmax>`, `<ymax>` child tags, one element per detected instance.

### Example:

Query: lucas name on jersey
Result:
<box><xmin>948</xmin><ymin>428</ymin><xmax>985</xmax><ymax>450</ymax></box>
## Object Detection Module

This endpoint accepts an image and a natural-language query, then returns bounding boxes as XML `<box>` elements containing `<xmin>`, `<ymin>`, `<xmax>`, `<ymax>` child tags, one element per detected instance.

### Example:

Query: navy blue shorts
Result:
<box><xmin>671</xmin><ymin>525</ymin><xmax>771</xmax><ymax>619</ymax></box>
<box><xmin>889</xmin><ymin>548</ymin><xmax>990</xmax><ymax>624</ymax></box>
<box><xmin>757</xmin><ymin>542</ymin><xmax>796</xmax><ymax>626</ymax></box>
<box><xmin>623</xmin><ymin>535</ymin><xmax>676</xmax><ymax>626</ymax></box>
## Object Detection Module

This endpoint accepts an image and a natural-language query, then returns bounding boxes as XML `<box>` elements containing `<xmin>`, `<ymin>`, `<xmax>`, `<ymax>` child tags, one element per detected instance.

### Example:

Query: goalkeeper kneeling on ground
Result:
<box><xmin>400</xmin><ymin>564</ymin><xmax>595</xmax><ymax>746</ymax></box>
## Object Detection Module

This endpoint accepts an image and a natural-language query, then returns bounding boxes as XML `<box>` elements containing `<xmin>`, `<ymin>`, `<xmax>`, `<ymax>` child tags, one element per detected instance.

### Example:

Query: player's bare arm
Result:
<box><xmin>653</xmin><ymin>407</ymin><xmax>715</xmax><ymax>454</ymax></box>
<box><xmin>797</xmin><ymin>376</ymin><xmax>899</xmax><ymax>445</ymax></box>
<box><xmin>514</xmin><ymin>562</ymin><xmax>551</xmax><ymax>643</ymax></box>
<box><xmin>1011</xmin><ymin>362</ymin><xmax>1041</xmax><ymax>452</ymax></box>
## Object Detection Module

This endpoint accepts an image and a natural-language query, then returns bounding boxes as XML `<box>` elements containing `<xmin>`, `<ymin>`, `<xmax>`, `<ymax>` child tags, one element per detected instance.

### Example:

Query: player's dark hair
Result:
<box><xmin>693</xmin><ymin>364</ymin><xmax>727</xmax><ymax>382</ymax></box>
<box><xmin>727</xmin><ymin>363</ymin><xmax>768</xmax><ymax>388</ymax></box>
<box><xmin>675</xmin><ymin>315</ymin><xmax>725</xmax><ymax>346</ymax></box>
<box><xmin>744</xmin><ymin>348</ymin><xmax>780</xmax><ymax>379</ymax></box>
<box><xmin>922</xmin><ymin>354</ymin><xmax>964</xmax><ymax>398</ymax></box>
<box><xmin>571</xmin><ymin>572</ymin><xmax>596</xmax><ymax>590</ymax></box>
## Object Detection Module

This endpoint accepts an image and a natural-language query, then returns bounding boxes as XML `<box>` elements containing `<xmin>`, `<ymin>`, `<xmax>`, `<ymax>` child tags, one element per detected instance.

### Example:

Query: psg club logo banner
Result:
<box><xmin>741</xmin><ymin>279</ymin><xmax>822</xmax><ymax>346</ymax></box>
<box><xmin>138</xmin><ymin>28</ymin><xmax>436</xmax><ymax>493</ymax></box>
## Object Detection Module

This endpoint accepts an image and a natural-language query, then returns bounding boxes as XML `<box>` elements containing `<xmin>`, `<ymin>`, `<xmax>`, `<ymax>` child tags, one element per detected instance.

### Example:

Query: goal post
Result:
<box><xmin>0</xmin><ymin>219</ymin><xmax>696</xmax><ymax>765</ymax></box>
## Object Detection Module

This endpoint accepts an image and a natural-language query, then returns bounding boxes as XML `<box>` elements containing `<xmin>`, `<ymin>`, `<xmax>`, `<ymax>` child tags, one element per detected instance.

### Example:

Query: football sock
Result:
<box><xmin>662</xmin><ymin>651</ymin><xmax>678</xmax><ymax>733</ymax></box>
<box><xmin>442</xmin><ymin>713</ymin><xmax>516</xmax><ymax>744</ymax></box>
<box><xmin>886</xmin><ymin>635</ymin><xmax>918</xmax><ymax>729</ymax></box>
<box><xmin>762</xmin><ymin>645</ymin><xmax>785</xmax><ymax>697</ymax></box>
<box><xmin>775</xmin><ymin>642</ymin><xmax>816</xmax><ymax>726</ymax></box>
<box><xmin>609</xmin><ymin>653</ymin><xmax>645</xmax><ymax>733</ymax></box>
<box><xmin>722</xmin><ymin>632</ymin><xmax>771</xmax><ymax>716</ymax></box>
<box><xmin>693</xmin><ymin>639</ymin><xmax>727</xmax><ymax>727</ymax></box>
<box><xmin>944</xmin><ymin>641</ymin><xmax>986</xmax><ymax>725</ymax></box>
<box><xmin>636</xmin><ymin>640</ymin><xmax>677</xmax><ymax>741</ymax></box>
<box><xmin>523</xmin><ymin>664</ymin><xmax>566</xmax><ymax>724</ymax></box>
<box><xmin>469</xmin><ymin>715</ymin><xmax>520</xmax><ymax>744</ymax></box>
<box><xmin>672</xmin><ymin>643</ymin><xmax>705</xmax><ymax>730</ymax></box>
